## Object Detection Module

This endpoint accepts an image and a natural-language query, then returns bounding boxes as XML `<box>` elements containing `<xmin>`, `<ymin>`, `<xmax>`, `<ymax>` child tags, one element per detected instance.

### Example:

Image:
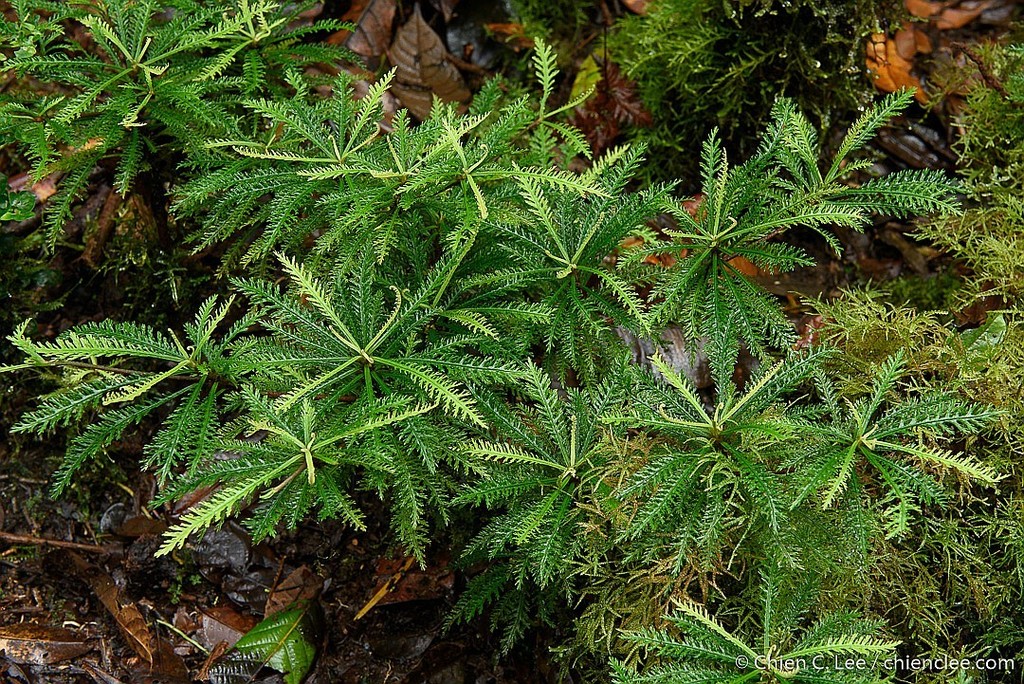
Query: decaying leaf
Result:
<box><xmin>727</xmin><ymin>255</ymin><xmax>762</xmax><ymax>277</ymax></box>
<box><xmin>208</xmin><ymin>601</ymin><xmax>323</xmax><ymax>684</ymax></box>
<box><xmin>198</xmin><ymin>605</ymin><xmax>257</xmax><ymax>651</ymax></box>
<box><xmin>364</xmin><ymin>555</ymin><xmax>455</xmax><ymax>609</ymax></box>
<box><xmin>905</xmin><ymin>0</ymin><xmax>995</xmax><ymax>29</ymax></box>
<box><xmin>71</xmin><ymin>553</ymin><xmax>154</xmax><ymax>664</ymax></box>
<box><xmin>933</xmin><ymin>2</ymin><xmax>991</xmax><ymax>30</ymax></box>
<box><xmin>343</xmin><ymin>0</ymin><xmax>397</xmax><ymax>59</ymax></box>
<box><xmin>355</xmin><ymin>556</ymin><xmax>415</xmax><ymax>620</ymax></box>
<box><xmin>265</xmin><ymin>566</ymin><xmax>323</xmax><ymax>616</ymax></box>
<box><xmin>905</xmin><ymin>0</ymin><xmax>942</xmax><ymax>17</ymax></box>
<box><xmin>69</xmin><ymin>553</ymin><xmax>188</xmax><ymax>681</ymax></box>
<box><xmin>569</xmin><ymin>59</ymin><xmax>652</xmax><ymax>154</ymax></box>
<box><xmin>622</xmin><ymin>0</ymin><xmax>650</xmax><ymax>13</ymax></box>
<box><xmin>483</xmin><ymin>22</ymin><xmax>534</xmax><ymax>51</ymax></box>
<box><xmin>866</xmin><ymin>31</ymin><xmax>927</xmax><ymax>103</ymax></box>
<box><xmin>388</xmin><ymin>5</ymin><xmax>470</xmax><ymax>120</ymax></box>
<box><xmin>0</xmin><ymin>624</ymin><xmax>92</xmax><ymax>665</ymax></box>
<box><xmin>7</xmin><ymin>171</ymin><xmax>59</xmax><ymax>203</ymax></box>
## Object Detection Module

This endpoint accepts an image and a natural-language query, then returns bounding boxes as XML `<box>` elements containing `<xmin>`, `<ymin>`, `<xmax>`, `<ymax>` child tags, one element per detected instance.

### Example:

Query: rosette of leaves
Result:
<box><xmin>447</xmin><ymin>364</ymin><xmax>627</xmax><ymax>651</ymax></box>
<box><xmin>157</xmin><ymin>247</ymin><xmax>539</xmax><ymax>558</ymax></box>
<box><xmin>175</xmin><ymin>39</ymin><xmax>597</xmax><ymax>267</ymax></box>
<box><xmin>610</xmin><ymin>568</ymin><xmax>899</xmax><ymax>684</ymax></box>
<box><xmin>0</xmin><ymin>0</ymin><xmax>353</xmax><ymax>246</ymax></box>
<box><xmin>486</xmin><ymin>144</ymin><xmax>669</xmax><ymax>380</ymax></box>
<box><xmin>641</xmin><ymin>90</ymin><xmax>959</xmax><ymax>373</ymax></box>
<box><xmin>3</xmin><ymin>243</ymin><xmax>535</xmax><ymax>559</ymax></box>
<box><xmin>6</xmin><ymin>296</ymin><xmax>252</xmax><ymax>494</ymax></box>
<box><xmin>788</xmin><ymin>350</ymin><xmax>1001</xmax><ymax>537</ymax></box>
<box><xmin>609</xmin><ymin>347</ymin><xmax>831</xmax><ymax>572</ymax></box>
<box><xmin>155</xmin><ymin>390</ymin><xmax>439</xmax><ymax>557</ymax></box>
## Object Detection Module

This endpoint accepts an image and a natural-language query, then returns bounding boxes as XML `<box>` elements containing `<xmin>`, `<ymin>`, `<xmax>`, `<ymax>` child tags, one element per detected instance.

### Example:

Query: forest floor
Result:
<box><xmin>0</xmin><ymin>0</ymin><xmax>1020</xmax><ymax>682</ymax></box>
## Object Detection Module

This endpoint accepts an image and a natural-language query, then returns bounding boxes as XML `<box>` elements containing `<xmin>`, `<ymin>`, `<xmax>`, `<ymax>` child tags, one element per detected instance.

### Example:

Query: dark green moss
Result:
<box><xmin>610</xmin><ymin>0</ymin><xmax>901</xmax><ymax>182</ymax></box>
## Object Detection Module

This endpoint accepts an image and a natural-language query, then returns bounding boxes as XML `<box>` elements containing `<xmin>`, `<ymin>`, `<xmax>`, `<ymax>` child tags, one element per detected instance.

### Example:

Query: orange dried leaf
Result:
<box><xmin>866</xmin><ymin>32</ymin><xmax>927</xmax><ymax>104</ymax></box>
<box><xmin>894</xmin><ymin>27</ymin><xmax>918</xmax><ymax>61</ymax></box>
<box><xmin>914</xmin><ymin>27</ymin><xmax>933</xmax><ymax>54</ymax></box>
<box><xmin>484</xmin><ymin>22</ymin><xmax>534</xmax><ymax>50</ymax></box>
<box><xmin>934</xmin><ymin>2</ymin><xmax>991</xmax><ymax>30</ymax></box>
<box><xmin>681</xmin><ymin>194</ymin><xmax>704</xmax><ymax>219</ymax></box>
<box><xmin>727</xmin><ymin>256</ymin><xmax>761</xmax><ymax>276</ymax></box>
<box><xmin>905</xmin><ymin>0</ymin><xmax>941</xmax><ymax>18</ymax></box>
<box><xmin>265</xmin><ymin>566</ymin><xmax>323</xmax><ymax>616</ymax></box>
<box><xmin>8</xmin><ymin>171</ymin><xmax>60</xmax><ymax>202</ymax></box>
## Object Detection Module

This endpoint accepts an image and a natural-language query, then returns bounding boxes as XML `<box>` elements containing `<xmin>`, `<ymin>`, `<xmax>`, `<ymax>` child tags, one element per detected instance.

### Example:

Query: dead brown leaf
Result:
<box><xmin>265</xmin><ymin>566</ymin><xmax>323</xmax><ymax>616</ymax></box>
<box><xmin>90</xmin><ymin>575</ymin><xmax>154</xmax><ymax>664</ymax></box>
<box><xmin>622</xmin><ymin>0</ymin><xmax>650</xmax><ymax>13</ymax></box>
<box><xmin>727</xmin><ymin>256</ymin><xmax>762</xmax><ymax>277</ymax></box>
<box><xmin>68</xmin><ymin>553</ymin><xmax>188</xmax><ymax>681</ymax></box>
<box><xmin>81</xmin><ymin>661</ymin><xmax>128</xmax><ymax>684</ymax></box>
<box><xmin>196</xmin><ymin>641</ymin><xmax>230</xmax><ymax>681</ymax></box>
<box><xmin>794</xmin><ymin>314</ymin><xmax>826</xmax><ymax>350</ymax></box>
<box><xmin>150</xmin><ymin>640</ymin><xmax>190</xmax><ymax>682</ymax></box>
<box><xmin>339</xmin><ymin>0</ymin><xmax>397</xmax><ymax>59</ymax></box>
<box><xmin>388</xmin><ymin>5</ymin><xmax>471</xmax><ymax>120</ymax></box>
<box><xmin>905</xmin><ymin>0</ymin><xmax>942</xmax><ymax>18</ymax></box>
<box><xmin>904</xmin><ymin>0</ymin><xmax>995</xmax><ymax>29</ymax></box>
<box><xmin>354</xmin><ymin>556</ymin><xmax>415</xmax><ymax>620</ymax></box>
<box><xmin>569</xmin><ymin>60</ymin><xmax>652</xmax><ymax>155</ymax></box>
<box><xmin>893</xmin><ymin>26</ymin><xmax>918</xmax><ymax>61</ymax></box>
<box><xmin>618</xmin><ymin>234</ymin><xmax>680</xmax><ymax>268</ymax></box>
<box><xmin>198</xmin><ymin>605</ymin><xmax>257</xmax><ymax>651</ymax></box>
<box><xmin>114</xmin><ymin>515</ymin><xmax>168</xmax><ymax>538</ymax></box>
<box><xmin>681</xmin><ymin>194</ymin><xmax>704</xmax><ymax>219</ymax></box>
<box><xmin>367</xmin><ymin>555</ymin><xmax>455</xmax><ymax>608</ymax></box>
<box><xmin>0</xmin><ymin>624</ymin><xmax>92</xmax><ymax>665</ymax></box>
<box><xmin>7</xmin><ymin>171</ymin><xmax>60</xmax><ymax>202</ymax></box>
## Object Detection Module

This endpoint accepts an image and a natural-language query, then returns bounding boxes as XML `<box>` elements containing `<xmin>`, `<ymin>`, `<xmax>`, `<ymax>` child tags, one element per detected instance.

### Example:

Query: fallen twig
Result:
<box><xmin>0</xmin><ymin>532</ymin><xmax>120</xmax><ymax>555</ymax></box>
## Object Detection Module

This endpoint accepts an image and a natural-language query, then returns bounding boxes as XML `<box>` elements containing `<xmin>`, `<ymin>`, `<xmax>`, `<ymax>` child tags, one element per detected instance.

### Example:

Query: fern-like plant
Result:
<box><xmin>611</xmin><ymin>569</ymin><xmax>899</xmax><ymax>684</ymax></box>
<box><xmin>7</xmin><ymin>296</ymin><xmax>250</xmax><ymax>492</ymax></box>
<box><xmin>0</xmin><ymin>0</ymin><xmax>352</xmax><ymax>245</ymax></box>
<box><xmin>2</xmin><ymin>29</ymin><xmax>1003</xmax><ymax>675</ymax></box>
<box><xmin>609</xmin><ymin>347</ymin><xmax>831</xmax><ymax>572</ymax></box>
<box><xmin>447</xmin><ymin>364</ymin><xmax>626</xmax><ymax>650</ymax></box>
<box><xmin>789</xmin><ymin>350</ymin><xmax>1001</xmax><ymax>536</ymax></box>
<box><xmin>174</xmin><ymin>41</ymin><xmax>596</xmax><ymax>266</ymax></box>
<box><xmin>642</xmin><ymin>90</ymin><xmax>958</xmax><ymax>374</ymax></box>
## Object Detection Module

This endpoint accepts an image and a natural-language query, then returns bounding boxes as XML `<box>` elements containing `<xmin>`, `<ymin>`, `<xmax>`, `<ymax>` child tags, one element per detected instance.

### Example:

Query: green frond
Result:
<box><xmin>52</xmin><ymin>387</ymin><xmax>188</xmax><ymax>497</ymax></box>
<box><xmin>826</xmin><ymin>89</ymin><xmax>915</xmax><ymax>183</ymax></box>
